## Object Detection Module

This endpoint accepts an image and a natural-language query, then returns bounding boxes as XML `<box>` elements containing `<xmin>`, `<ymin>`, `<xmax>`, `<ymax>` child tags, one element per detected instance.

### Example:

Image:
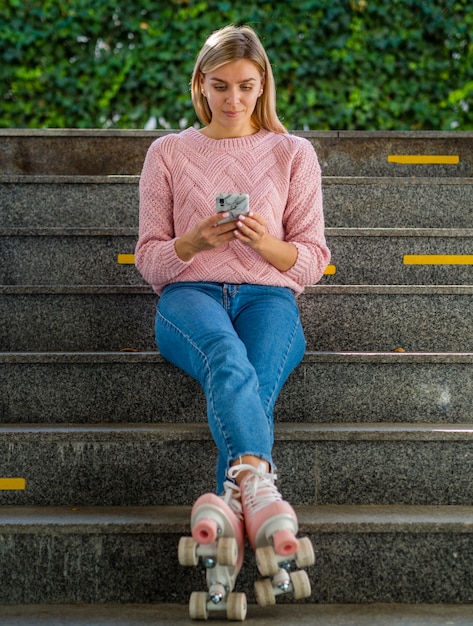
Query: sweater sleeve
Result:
<box><xmin>134</xmin><ymin>137</ymin><xmax>192</xmax><ymax>289</ymax></box>
<box><xmin>282</xmin><ymin>139</ymin><xmax>331</xmax><ymax>287</ymax></box>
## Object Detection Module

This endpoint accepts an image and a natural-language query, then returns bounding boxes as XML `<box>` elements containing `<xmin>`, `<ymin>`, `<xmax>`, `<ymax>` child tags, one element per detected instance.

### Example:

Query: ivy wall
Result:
<box><xmin>2</xmin><ymin>0</ymin><xmax>472</xmax><ymax>130</ymax></box>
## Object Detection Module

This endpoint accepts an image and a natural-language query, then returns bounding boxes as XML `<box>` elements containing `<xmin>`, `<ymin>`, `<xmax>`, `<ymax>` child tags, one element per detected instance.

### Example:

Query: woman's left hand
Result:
<box><xmin>233</xmin><ymin>212</ymin><xmax>268</xmax><ymax>250</ymax></box>
<box><xmin>233</xmin><ymin>211</ymin><xmax>298</xmax><ymax>272</ymax></box>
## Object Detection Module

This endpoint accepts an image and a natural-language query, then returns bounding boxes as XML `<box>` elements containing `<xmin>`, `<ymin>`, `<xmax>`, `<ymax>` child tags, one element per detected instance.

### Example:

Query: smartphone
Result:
<box><xmin>216</xmin><ymin>193</ymin><xmax>250</xmax><ymax>224</ymax></box>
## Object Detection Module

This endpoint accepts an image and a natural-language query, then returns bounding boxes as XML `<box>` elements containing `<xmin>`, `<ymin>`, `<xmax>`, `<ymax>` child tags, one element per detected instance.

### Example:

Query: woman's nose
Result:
<box><xmin>226</xmin><ymin>88</ymin><xmax>240</xmax><ymax>104</ymax></box>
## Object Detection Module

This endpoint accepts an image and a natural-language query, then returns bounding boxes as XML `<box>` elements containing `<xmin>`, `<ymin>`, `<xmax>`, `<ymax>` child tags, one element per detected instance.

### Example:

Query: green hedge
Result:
<box><xmin>2</xmin><ymin>0</ymin><xmax>473</xmax><ymax>130</ymax></box>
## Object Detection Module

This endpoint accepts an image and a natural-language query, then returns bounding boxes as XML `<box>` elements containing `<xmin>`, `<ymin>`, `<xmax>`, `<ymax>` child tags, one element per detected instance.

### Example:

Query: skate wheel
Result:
<box><xmin>226</xmin><ymin>592</ymin><xmax>247</xmax><ymax>621</ymax></box>
<box><xmin>255</xmin><ymin>545</ymin><xmax>278</xmax><ymax>577</ymax></box>
<box><xmin>273</xmin><ymin>528</ymin><xmax>299</xmax><ymax>557</ymax></box>
<box><xmin>178</xmin><ymin>536</ymin><xmax>199</xmax><ymax>567</ymax></box>
<box><xmin>254</xmin><ymin>578</ymin><xmax>276</xmax><ymax>607</ymax></box>
<box><xmin>295</xmin><ymin>537</ymin><xmax>315</xmax><ymax>569</ymax></box>
<box><xmin>290</xmin><ymin>569</ymin><xmax>311</xmax><ymax>600</ymax></box>
<box><xmin>189</xmin><ymin>591</ymin><xmax>209</xmax><ymax>620</ymax></box>
<box><xmin>217</xmin><ymin>536</ymin><xmax>238</xmax><ymax>567</ymax></box>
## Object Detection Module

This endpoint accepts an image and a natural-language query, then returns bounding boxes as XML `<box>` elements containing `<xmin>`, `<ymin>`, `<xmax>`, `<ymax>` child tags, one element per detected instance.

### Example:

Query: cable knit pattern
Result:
<box><xmin>135</xmin><ymin>127</ymin><xmax>330</xmax><ymax>295</ymax></box>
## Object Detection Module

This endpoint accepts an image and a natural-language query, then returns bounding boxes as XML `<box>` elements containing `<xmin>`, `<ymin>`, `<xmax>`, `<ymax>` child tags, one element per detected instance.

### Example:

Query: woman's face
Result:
<box><xmin>200</xmin><ymin>58</ymin><xmax>264</xmax><ymax>138</ymax></box>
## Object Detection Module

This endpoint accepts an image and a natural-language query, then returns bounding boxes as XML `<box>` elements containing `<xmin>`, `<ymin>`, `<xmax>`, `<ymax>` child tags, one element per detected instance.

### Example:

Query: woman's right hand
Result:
<box><xmin>174</xmin><ymin>213</ymin><xmax>237</xmax><ymax>262</ymax></box>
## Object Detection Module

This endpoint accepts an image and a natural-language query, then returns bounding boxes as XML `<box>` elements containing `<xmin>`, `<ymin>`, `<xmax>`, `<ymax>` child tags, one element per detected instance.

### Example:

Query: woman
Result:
<box><xmin>135</xmin><ymin>24</ymin><xmax>330</xmax><ymax>618</ymax></box>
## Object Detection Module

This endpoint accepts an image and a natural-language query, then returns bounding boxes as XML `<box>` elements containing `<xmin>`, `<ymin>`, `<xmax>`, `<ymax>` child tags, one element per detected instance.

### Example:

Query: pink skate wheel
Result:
<box><xmin>192</xmin><ymin>517</ymin><xmax>218</xmax><ymax>544</ymax></box>
<box><xmin>273</xmin><ymin>529</ymin><xmax>299</xmax><ymax>556</ymax></box>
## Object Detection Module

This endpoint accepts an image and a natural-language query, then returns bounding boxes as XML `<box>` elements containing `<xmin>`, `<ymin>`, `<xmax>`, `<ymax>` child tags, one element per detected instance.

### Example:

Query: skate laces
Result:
<box><xmin>221</xmin><ymin>479</ymin><xmax>244</xmax><ymax>522</ymax></box>
<box><xmin>228</xmin><ymin>462</ymin><xmax>282</xmax><ymax>516</ymax></box>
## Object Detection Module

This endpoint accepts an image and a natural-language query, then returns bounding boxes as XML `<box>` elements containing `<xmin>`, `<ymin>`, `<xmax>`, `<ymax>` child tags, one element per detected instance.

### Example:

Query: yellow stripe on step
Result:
<box><xmin>118</xmin><ymin>254</ymin><xmax>337</xmax><ymax>275</ymax></box>
<box><xmin>117</xmin><ymin>254</ymin><xmax>136</xmax><ymax>264</ymax></box>
<box><xmin>404</xmin><ymin>255</ymin><xmax>473</xmax><ymax>265</ymax></box>
<box><xmin>388</xmin><ymin>155</ymin><xmax>459</xmax><ymax>164</ymax></box>
<box><xmin>0</xmin><ymin>478</ymin><xmax>26</xmax><ymax>490</ymax></box>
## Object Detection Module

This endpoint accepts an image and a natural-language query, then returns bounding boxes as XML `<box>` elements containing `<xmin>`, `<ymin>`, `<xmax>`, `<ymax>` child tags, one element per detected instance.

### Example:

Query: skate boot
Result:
<box><xmin>178</xmin><ymin>480</ymin><xmax>247</xmax><ymax>621</ymax></box>
<box><xmin>229</xmin><ymin>462</ymin><xmax>315</xmax><ymax>608</ymax></box>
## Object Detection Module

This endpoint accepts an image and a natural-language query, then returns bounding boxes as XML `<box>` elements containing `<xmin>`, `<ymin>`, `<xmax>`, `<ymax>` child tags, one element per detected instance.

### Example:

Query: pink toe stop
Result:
<box><xmin>192</xmin><ymin>518</ymin><xmax>218</xmax><ymax>544</ymax></box>
<box><xmin>273</xmin><ymin>529</ymin><xmax>299</xmax><ymax>556</ymax></box>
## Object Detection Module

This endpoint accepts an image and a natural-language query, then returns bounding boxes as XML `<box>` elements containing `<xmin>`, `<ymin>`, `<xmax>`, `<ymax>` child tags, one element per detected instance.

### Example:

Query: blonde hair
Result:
<box><xmin>191</xmin><ymin>25</ymin><xmax>287</xmax><ymax>134</ymax></box>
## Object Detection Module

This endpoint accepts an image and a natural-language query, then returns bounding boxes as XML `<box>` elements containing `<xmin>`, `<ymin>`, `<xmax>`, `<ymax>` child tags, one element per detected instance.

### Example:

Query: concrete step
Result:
<box><xmin>2</xmin><ymin>351</ymin><xmax>473</xmax><ymax>426</ymax></box>
<box><xmin>3</xmin><ymin>175</ymin><xmax>473</xmax><ymax>229</ymax></box>
<box><xmin>1</xmin><ymin>423</ymin><xmax>472</xmax><ymax>506</ymax></box>
<box><xmin>3</xmin><ymin>603</ymin><xmax>473</xmax><ymax>626</ymax></box>
<box><xmin>0</xmin><ymin>504</ymin><xmax>471</xmax><ymax>604</ymax></box>
<box><xmin>323</xmin><ymin>177</ymin><xmax>473</xmax><ymax>228</ymax></box>
<box><xmin>4</xmin><ymin>227</ymin><xmax>473</xmax><ymax>286</ymax></box>
<box><xmin>1</xmin><ymin>129</ymin><xmax>472</xmax><ymax>177</ymax></box>
<box><xmin>324</xmin><ymin>228</ymin><xmax>473</xmax><ymax>285</ymax></box>
<box><xmin>1</xmin><ymin>176</ymin><xmax>139</xmax><ymax>228</ymax></box>
<box><xmin>0</xmin><ymin>285</ymin><xmax>155</xmax><ymax>351</ymax></box>
<box><xmin>0</xmin><ymin>228</ymin><xmax>140</xmax><ymax>286</ymax></box>
<box><xmin>300</xmin><ymin>285</ymin><xmax>473</xmax><ymax>353</ymax></box>
<box><xmin>2</xmin><ymin>285</ymin><xmax>473</xmax><ymax>352</ymax></box>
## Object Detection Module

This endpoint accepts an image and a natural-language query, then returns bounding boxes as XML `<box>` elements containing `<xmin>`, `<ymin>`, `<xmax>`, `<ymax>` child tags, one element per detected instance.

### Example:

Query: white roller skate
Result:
<box><xmin>228</xmin><ymin>462</ymin><xmax>315</xmax><ymax>608</ymax></box>
<box><xmin>178</xmin><ymin>480</ymin><xmax>247</xmax><ymax>621</ymax></box>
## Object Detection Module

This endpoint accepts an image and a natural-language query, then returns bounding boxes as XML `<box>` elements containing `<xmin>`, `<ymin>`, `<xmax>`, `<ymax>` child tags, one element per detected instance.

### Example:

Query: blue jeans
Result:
<box><xmin>155</xmin><ymin>282</ymin><xmax>306</xmax><ymax>493</ymax></box>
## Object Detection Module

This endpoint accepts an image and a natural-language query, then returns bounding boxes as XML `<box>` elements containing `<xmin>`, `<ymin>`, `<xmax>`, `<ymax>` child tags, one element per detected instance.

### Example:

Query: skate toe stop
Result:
<box><xmin>192</xmin><ymin>518</ymin><xmax>218</xmax><ymax>544</ymax></box>
<box><xmin>273</xmin><ymin>528</ymin><xmax>299</xmax><ymax>556</ymax></box>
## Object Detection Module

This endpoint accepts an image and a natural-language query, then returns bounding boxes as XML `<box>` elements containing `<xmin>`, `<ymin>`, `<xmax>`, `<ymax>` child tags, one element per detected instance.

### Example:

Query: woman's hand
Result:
<box><xmin>233</xmin><ymin>212</ymin><xmax>299</xmax><ymax>272</ymax></box>
<box><xmin>232</xmin><ymin>212</ymin><xmax>268</xmax><ymax>248</ymax></box>
<box><xmin>174</xmin><ymin>213</ymin><xmax>237</xmax><ymax>261</ymax></box>
<box><xmin>175</xmin><ymin>210</ymin><xmax>299</xmax><ymax>273</ymax></box>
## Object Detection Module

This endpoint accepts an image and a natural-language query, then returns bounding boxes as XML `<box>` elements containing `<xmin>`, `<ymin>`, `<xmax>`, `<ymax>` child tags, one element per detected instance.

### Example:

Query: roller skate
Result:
<box><xmin>229</xmin><ymin>462</ymin><xmax>315</xmax><ymax>608</ymax></box>
<box><xmin>178</xmin><ymin>480</ymin><xmax>247</xmax><ymax>621</ymax></box>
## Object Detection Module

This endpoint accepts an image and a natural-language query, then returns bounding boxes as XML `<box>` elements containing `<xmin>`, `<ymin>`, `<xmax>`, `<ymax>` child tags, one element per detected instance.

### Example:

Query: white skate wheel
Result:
<box><xmin>290</xmin><ymin>569</ymin><xmax>311</xmax><ymax>600</ymax></box>
<box><xmin>295</xmin><ymin>537</ymin><xmax>315</xmax><ymax>569</ymax></box>
<box><xmin>178</xmin><ymin>536</ymin><xmax>199</xmax><ymax>567</ymax></box>
<box><xmin>226</xmin><ymin>592</ymin><xmax>247</xmax><ymax>621</ymax></box>
<box><xmin>189</xmin><ymin>591</ymin><xmax>208</xmax><ymax>620</ymax></box>
<box><xmin>217</xmin><ymin>536</ymin><xmax>237</xmax><ymax>567</ymax></box>
<box><xmin>255</xmin><ymin>545</ymin><xmax>278</xmax><ymax>577</ymax></box>
<box><xmin>254</xmin><ymin>578</ymin><xmax>276</xmax><ymax>607</ymax></box>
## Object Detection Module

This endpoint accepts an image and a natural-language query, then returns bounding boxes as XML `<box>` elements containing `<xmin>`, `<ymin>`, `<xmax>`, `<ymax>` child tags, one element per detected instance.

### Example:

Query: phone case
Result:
<box><xmin>216</xmin><ymin>193</ymin><xmax>250</xmax><ymax>224</ymax></box>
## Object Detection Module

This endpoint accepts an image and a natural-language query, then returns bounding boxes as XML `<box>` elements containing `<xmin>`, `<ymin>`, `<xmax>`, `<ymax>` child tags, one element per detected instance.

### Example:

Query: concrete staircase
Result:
<box><xmin>1</xmin><ymin>129</ymin><xmax>473</xmax><ymax>624</ymax></box>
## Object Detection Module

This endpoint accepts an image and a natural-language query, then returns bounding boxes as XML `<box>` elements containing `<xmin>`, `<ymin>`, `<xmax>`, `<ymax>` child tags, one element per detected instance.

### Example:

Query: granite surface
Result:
<box><xmin>1</xmin><ymin>177</ymin><xmax>139</xmax><ymax>228</ymax></box>
<box><xmin>4</xmin><ymin>286</ymin><xmax>473</xmax><ymax>352</ymax></box>
<box><xmin>2</xmin><ymin>175</ymin><xmax>473</xmax><ymax>229</ymax></box>
<box><xmin>2</xmin><ymin>352</ymin><xmax>473</xmax><ymax>425</ymax></box>
<box><xmin>1</xmin><ymin>603</ymin><xmax>473</xmax><ymax>625</ymax></box>
<box><xmin>1</xmin><ymin>423</ymin><xmax>472</xmax><ymax>506</ymax></box>
<box><xmin>299</xmin><ymin>287</ymin><xmax>473</xmax><ymax>352</ymax></box>
<box><xmin>1</xmin><ymin>290</ymin><xmax>158</xmax><ymax>351</ymax></box>
<box><xmin>4</xmin><ymin>229</ymin><xmax>473</xmax><ymax>286</ymax></box>
<box><xmin>1</xmin><ymin>130</ymin><xmax>472</xmax><ymax>177</ymax></box>
<box><xmin>0</xmin><ymin>526</ymin><xmax>472</xmax><ymax>604</ymax></box>
<box><xmin>1</xmin><ymin>233</ymin><xmax>140</xmax><ymax>285</ymax></box>
<box><xmin>323</xmin><ymin>177</ymin><xmax>473</xmax><ymax>228</ymax></box>
<box><xmin>2</xmin><ymin>129</ymin><xmax>473</xmax><ymax>613</ymax></box>
<box><xmin>0</xmin><ymin>504</ymin><xmax>472</xmax><ymax>606</ymax></box>
<box><xmin>322</xmin><ymin>232</ymin><xmax>473</xmax><ymax>285</ymax></box>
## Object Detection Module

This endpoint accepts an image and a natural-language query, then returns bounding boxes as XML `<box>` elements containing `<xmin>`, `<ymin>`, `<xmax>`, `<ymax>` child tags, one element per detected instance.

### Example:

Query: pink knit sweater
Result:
<box><xmin>135</xmin><ymin>127</ymin><xmax>330</xmax><ymax>295</ymax></box>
